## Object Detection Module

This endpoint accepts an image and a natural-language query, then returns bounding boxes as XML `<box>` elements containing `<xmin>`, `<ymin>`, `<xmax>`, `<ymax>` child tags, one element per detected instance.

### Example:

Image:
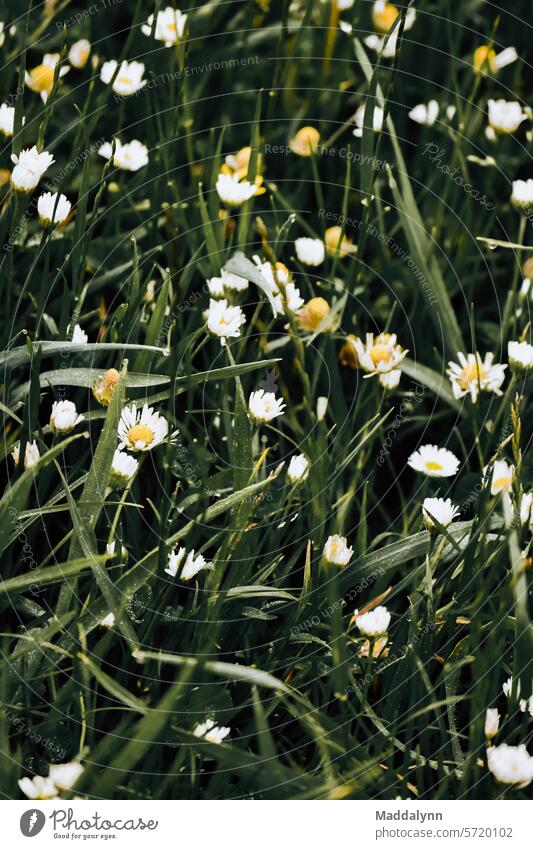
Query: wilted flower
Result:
<box><xmin>487</xmin><ymin>744</ymin><xmax>533</xmax><ymax>789</ymax></box>
<box><xmin>339</xmin><ymin>335</ymin><xmax>358</xmax><ymax>369</ymax></box>
<box><xmin>422</xmin><ymin>497</ymin><xmax>460</xmax><ymax>530</ymax></box>
<box><xmin>142</xmin><ymin>7</ymin><xmax>187</xmax><ymax>46</ymax></box>
<box><xmin>193</xmin><ymin>719</ymin><xmax>230</xmax><ymax>744</ymax></box>
<box><xmin>11</xmin><ymin>440</ymin><xmax>40</xmax><ymax>470</ymax></box>
<box><xmin>294</xmin><ymin>237</ymin><xmax>325</xmax><ymax>266</ymax></box>
<box><xmin>297</xmin><ymin>297</ymin><xmax>333</xmax><ymax>332</ymax></box>
<box><xmin>50</xmin><ymin>400</ymin><xmax>84</xmax><ymax>434</ymax></box>
<box><xmin>353</xmin><ymin>332</ymin><xmax>408</xmax><ymax>377</ymax></box>
<box><xmin>290</xmin><ymin>126</ymin><xmax>320</xmax><ymax>156</ymax></box>
<box><xmin>216</xmin><ymin>172</ymin><xmax>259</xmax><ymax>207</ymax></box>
<box><xmin>324</xmin><ymin>226</ymin><xmax>356</xmax><ymax>257</ymax></box>
<box><xmin>25</xmin><ymin>53</ymin><xmax>68</xmax><ymax>102</ymax></box>
<box><xmin>100</xmin><ymin>60</ymin><xmax>146</xmax><ymax>97</ymax></box>
<box><xmin>356</xmin><ymin>605</ymin><xmax>391</xmax><ymax>637</ymax></box>
<box><xmin>485</xmin><ymin>708</ymin><xmax>500</xmax><ymax>740</ymax></box>
<box><xmin>473</xmin><ymin>45</ymin><xmax>518</xmax><ymax>74</ymax></box>
<box><xmin>248</xmin><ymin>389</ymin><xmax>286</xmax><ymax>424</ymax></box>
<box><xmin>508</xmin><ymin>340</ymin><xmax>533</xmax><ymax>371</ymax></box>
<box><xmin>206</xmin><ymin>298</ymin><xmax>246</xmax><ymax>345</ymax></box>
<box><xmin>486</xmin><ymin>99</ymin><xmax>526</xmax><ymax>138</ymax></box>
<box><xmin>92</xmin><ymin>368</ymin><xmax>120</xmax><ymax>407</ymax></box>
<box><xmin>511</xmin><ymin>179</ymin><xmax>533</xmax><ymax>212</ymax></box>
<box><xmin>323</xmin><ymin>534</ymin><xmax>353</xmax><ymax>567</ymax></box>
<box><xmin>99</xmin><ymin>139</ymin><xmax>149</xmax><ymax>172</ymax></box>
<box><xmin>409</xmin><ymin>100</ymin><xmax>439</xmax><ymax>126</ymax></box>
<box><xmin>110</xmin><ymin>449</ymin><xmax>138</xmax><ymax>488</ymax></box>
<box><xmin>37</xmin><ymin>192</ymin><xmax>71</xmax><ymax>227</ymax></box>
<box><xmin>69</xmin><ymin>39</ymin><xmax>91</xmax><ymax>69</ymax></box>
<box><xmin>447</xmin><ymin>352</ymin><xmax>506</xmax><ymax>402</ymax></box>
<box><xmin>118</xmin><ymin>404</ymin><xmax>169</xmax><ymax>451</ymax></box>
<box><xmin>11</xmin><ymin>146</ymin><xmax>54</xmax><ymax>192</ymax></box>
<box><xmin>488</xmin><ymin>460</ymin><xmax>514</xmax><ymax>496</ymax></box>
<box><xmin>408</xmin><ymin>444</ymin><xmax>460</xmax><ymax>478</ymax></box>
<box><xmin>287</xmin><ymin>454</ymin><xmax>309</xmax><ymax>484</ymax></box>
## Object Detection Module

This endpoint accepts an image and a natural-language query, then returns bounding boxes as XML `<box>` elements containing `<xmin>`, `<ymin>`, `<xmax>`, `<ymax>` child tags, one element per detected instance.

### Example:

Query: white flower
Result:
<box><xmin>25</xmin><ymin>53</ymin><xmax>69</xmax><ymax>102</ymax></box>
<box><xmin>207</xmin><ymin>269</ymin><xmax>248</xmax><ymax>297</ymax></box>
<box><xmin>490</xmin><ymin>47</ymin><xmax>518</xmax><ymax>70</ymax></box>
<box><xmin>353</xmin><ymin>332</ymin><xmax>408</xmax><ymax>376</ymax></box>
<box><xmin>206</xmin><ymin>298</ymin><xmax>246</xmax><ymax>345</ymax></box>
<box><xmin>408</xmin><ymin>445</ymin><xmax>460</xmax><ymax>478</ymax></box>
<box><xmin>409</xmin><ymin>100</ymin><xmax>439</xmax><ymax>126</ymax></box>
<box><xmin>284</xmin><ymin>282</ymin><xmax>305</xmax><ymax>312</ymax></box>
<box><xmin>100</xmin><ymin>612</ymin><xmax>115</xmax><ymax>628</ymax></box>
<box><xmin>71</xmin><ymin>324</ymin><xmax>87</xmax><ymax>343</ymax></box>
<box><xmin>11</xmin><ymin>146</ymin><xmax>54</xmax><ymax>192</ymax></box>
<box><xmin>37</xmin><ymin>191</ymin><xmax>71</xmax><ymax>226</ymax></box>
<box><xmin>207</xmin><ymin>276</ymin><xmax>225</xmax><ymax>297</ymax></box>
<box><xmin>181</xmin><ymin>550</ymin><xmax>212</xmax><ymax>581</ymax></box>
<box><xmin>487</xmin><ymin>744</ymin><xmax>533</xmax><ymax>789</ymax></box>
<box><xmin>422</xmin><ymin>497</ymin><xmax>460</xmax><ymax>530</ymax></box>
<box><xmin>165</xmin><ymin>546</ymin><xmax>186</xmax><ymax>577</ymax></box>
<box><xmin>248</xmin><ymin>389</ymin><xmax>286</xmax><ymax>424</ymax></box>
<box><xmin>251</xmin><ymin>256</ymin><xmax>303</xmax><ymax>316</ymax></box>
<box><xmin>356</xmin><ymin>605</ymin><xmax>391</xmax><ymax>637</ymax></box>
<box><xmin>50</xmin><ymin>400</ymin><xmax>84</xmax><ymax>434</ymax></box>
<box><xmin>323</xmin><ymin>534</ymin><xmax>353</xmax><ymax>567</ymax></box>
<box><xmin>18</xmin><ymin>775</ymin><xmax>58</xmax><ymax>800</ymax></box>
<box><xmin>485</xmin><ymin>708</ymin><xmax>500</xmax><ymax>740</ymax></box>
<box><xmin>488</xmin><ymin>460</ymin><xmax>514</xmax><ymax>495</ymax></box>
<box><xmin>48</xmin><ymin>762</ymin><xmax>83</xmax><ymax>791</ymax></box>
<box><xmin>98</xmin><ymin>138</ymin><xmax>149</xmax><ymax>172</ymax></box>
<box><xmin>110</xmin><ymin>449</ymin><xmax>138</xmax><ymax>487</ymax></box>
<box><xmin>0</xmin><ymin>103</ymin><xmax>16</xmax><ymax>136</ymax></box>
<box><xmin>447</xmin><ymin>352</ymin><xmax>506</xmax><ymax>402</ymax></box>
<box><xmin>520</xmin><ymin>492</ymin><xmax>533</xmax><ymax>526</ymax></box>
<box><xmin>287</xmin><ymin>454</ymin><xmax>309</xmax><ymax>484</ymax></box>
<box><xmin>11</xmin><ymin>440</ymin><xmax>40</xmax><ymax>470</ymax></box>
<box><xmin>508</xmin><ymin>340</ymin><xmax>533</xmax><ymax>371</ymax></box>
<box><xmin>316</xmin><ymin>396</ymin><xmax>328</xmax><ymax>422</ymax></box>
<box><xmin>193</xmin><ymin>719</ymin><xmax>230</xmax><ymax>744</ymax></box>
<box><xmin>216</xmin><ymin>172</ymin><xmax>258</xmax><ymax>207</ymax></box>
<box><xmin>502</xmin><ymin>676</ymin><xmax>515</xmax><ymax>699</ymax></box>
<box><xmin>118</xmin><ymin>404</ymin><xmax>169</xmax><ymax>451</ymax></box>
<box><xmin>69</xmin><ymin>39</ymin><xmax>91</xmax><ymax>69</ymax></box>
<box><xmin>487</xmin><ymin>100</ymin><xmax>526</xmax><ymax>136</ymax></box>
<box><xmin>294</xmin><ymin>237</ymin><xmax>325</xmax><ymax>266</ymax></box>
<box><xmin>142</xmin><ymin>7</ymin><xmax>187</xmax><ymax>46</ymax></box>
<box><xmin>100</xmin><ymin>60</ymin><xmax>146</xmax><ymax>97</ymax></box>
<box><xmin>378</xmin><ymin>369</ymin><xmax>402</xmax><ymax>390</ymax></box>
<box><xmin>511</xmin><ymin>179</ymin><xmax>533</xmax><ymax>212</ymax></box>
<box><xmin>353</xmin><ymin>102</ymin><xmax>384</xmax><ymax>138</ymax></box>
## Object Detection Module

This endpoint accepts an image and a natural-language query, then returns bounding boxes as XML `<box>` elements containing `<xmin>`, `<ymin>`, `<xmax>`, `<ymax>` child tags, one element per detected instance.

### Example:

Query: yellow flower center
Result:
<box><xmin>459</xmin><ymin>361</ymin><xmax>486</xmax><ymax>390</ymax></box>
<box><xmin>473</xmin><ymin>45</ymin><xmax>497</xmax><ymax>73</ymax></box>
<box><xmin>493</xmin><ymin>477</ymin><xmax>511</xmax><ymax>491</ymax></box>
<box><xmin>28</xmin><ymin>64</ymin><xmax>55</xmax><ymax>94</ymax></box>
<box><xmin>370</xmin><ymin>343</ymin><xmax>393</xmax><ymax>366</ymax></box>
<box><xmin>128</xmin><ymin>424</ymin><xmax>154</xmax><ymax>447</ymax></box>
<box><xmin>425</xmin><ymin>460</ymin><xmax>443</xmax><ymax>471</ymax></box>
<box><xmin>118</xmin><ymin>75</ymin><xmax>133</xmax><ymax>87</ymax></box>
<box><xmin>372</xmin><ymin>3</ymin><xmax>398</xmax><ymax>34</ymax></box>
<box><xmin>167</xmin><ymin>22</ymin><xmax>178</xmax><ymax>32</ymax></box>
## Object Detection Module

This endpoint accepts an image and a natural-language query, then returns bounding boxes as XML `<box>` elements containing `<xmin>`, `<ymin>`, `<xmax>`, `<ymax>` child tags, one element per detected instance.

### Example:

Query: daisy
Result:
<box><xmin>11</xmin><ymin>440</ymin><xmax>40</xmax><ymax>470</ymax></box>
<box><xmin>0</xmin><ymin>103</ymin><xmax>17</xmax><ymax>137</ymax></box>
<box><xmin>37</xmin><ymin>192</ymin><xmax>71</xmax><ymax>227</ymax></box>
<box><xmin>520</xmin><ymin>492</ymin><xmax>533</xmax><ymax>526</ymax></box>
<box><xmin>25</xmin><ymin>53</ymin><xmax>69</xmax><ymax>102</ymax></box>
<box><xmin>297</xmin><ymin>297</ymin><xmax>333</xmax><ymax>332</ymax></box>
<box><xmin>485</xmin><ymin>708</ymin><xmax>500</xmax><ymax>740</ymax></box>
<box><xmin>487</xmin><ymin>100</ymin><xmax>526</xmax><ymax>138</ymax></box>
<box><xmin>364</xmin><ymin>3</ymin><xmax>416</xmax><ymax>58</ymax></box>
<box><xmin>19</xmin><ymin>775</ymin><xmax>58</xmax><ymax>800</ymax></box>
<box><xmin>353</xmin><ymin>102</ymin><xmax>384</xmax><ymax>137</ymax></box>
<box><xmin>193</xmin><ymin>719</ymin><xmax>230</xmax><ymax>744</ymax></box>
<box><xmin>422</xmin><ymin>497</ymin><xmax>460</xmax><ymax>530</ymax></box>
<box><xmin>69</xmin><ymin>39</ymin><xmax>91</xmax><ymax>69</ymax></box>
<box><xmin>488</xmin><ymin>460</ymin><xmax>514</xmax><ymax>495</ymax></box>
<box><xmin>48</xmin><ymin>762</ymin><xmax>84</xmax><ymax>791</ymax></box>
<box><xmin>473</xmin><ymin>45</ymin><xmax>518</xmax><ymax>74</ymax></box>
<box><xmin>216</xmin><ymin>172</ymin><xmax>259</xmax><ymax>207</ymax></box>
<box><xmin>206</xmin><ymin>268</ymin><xmax>248</xmax><ymax>298</ymax></box>
<box><xmin>378</xmin><ymin>369</ymin><xmax>402</xmax><ymax>390</ymax></box>
<box><xmin>487</xmin><ymin>744</ymin><xmax>533</xmax><ymax>789</ymax></box>
<box><xmin>118</xmin><ymin>404</ymin><xmax>169</xmax><ymax>452</ymax></box>
<box><xmin>252</xmin><ymin>256</ymin><xmax>303</xmax><ymax>316</ymax></box>
<box><xmin>324</xmin><ymin>226</ymin><xmax>356</xmax><ymax>258</ymax></box>
<box><xmin>287</xmin><ymin>454</ymin><xmax>309</xmax><ymax>484</ymax></box>
<box><xmin>71</xmin><ymin>324</ymin><xmax>87</xmax><ymax>343</ymax></box>
<box><xmin>99</xmin><ymin>139</ymin><xmax>149</xmax><ymax>172</ymax></box>
<box><xmin>248</xmin><ymin>389</ymin><xmax>286</xmax><ymax>424</ymax></box>
<box><xmin>92</xmin><ymin>368</ymin><xmax>120</xmax><ymax>407</ymax></box>
<box><xmin>206</xmin><ymin>298</ymin><xmax>246</xmax><ymax>345</ymax></box>
<box><xmin>323</xmin><ymin>534</ymin><xmax>353</xmax><ymax>567</ymax></box>
<box><xmin>100</xmin><ymin>60</ymin><xmax>146</xmax><ymax>97</ymax></box>
<box><xmin>50</xmin><ymin>400</ymin><xmax>84</xmax><ymax>434</ymax></box>
<box><xmin>295</xmin><ymin>237</ymin><xmax>325</xmax><ymax>266</ymax></box>
<box><xmin>10</xmin><ymin>146</ymin><xmax>54</xmax><ymax>192</ymax></box>
<box><xmin>290</xmin><ymin>126</ymin><xmax>320</xmax><ymax>156</ymax></box>
<box><xmin>142</xmin><ymin>7</ymin><xmax>187</xmax><ymax>47</ymax></box>
<box><xmin>447</xmin><ymin>352</ymin><xmax>506</xmax><ymax>402</ymax></box>
<box><xmin>508</xmin><ymin>340</ymin><xmax>533</xmax><ymax>371</ymax></box>
<box><xmin>165</xmin><ymin>547</ymin><xmax>212</xmax><ymax>581</ymax></box>
<box><xmin>110</xmin><ymin>449</ymin><xmax>138</xmax><ymax>488</ymax></box>
<box><xmin>409</xmin><ymin>100</ymin><xmax>439</xmax><ymax>126</ymax></box>
<box><xmin>408</xmin><ymin>444</ymin><xmax>460</xmax><ymax>478</ymax></box>
<box><xmin>356</xmin><ymin>605</ymin><xmax>391</xmax><ymax>637</ymax></box>
<box><xmin>511</xmin><ymin>180</ymin><xmax>533</xmax><ymax>212</ymax></box>
<box><xmin>353</xmin><ymin>332</ymin><xmax>408</xmax><ymax>377</ymax></box>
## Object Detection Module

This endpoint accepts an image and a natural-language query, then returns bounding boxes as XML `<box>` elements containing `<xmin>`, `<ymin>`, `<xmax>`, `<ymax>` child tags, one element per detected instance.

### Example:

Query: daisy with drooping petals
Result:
<box><xmin>206</xmin><ymin>298</ymin><xmax>246</xmax><ymax>345</ymax></box>
<box><xmin>11</xmin><ymin>440</ymin><xmax>40</xmax><ymax>470</ymax></box>
<box><xmin>323</xmin><ymin>534</ymin><xmax>353</xmax><ymax>567</ymax></box>
<box><xmin>508</xmin><ymin>340</ymin><xmax>533</xmax><ymax>371</ymax></box>
<box><xmin>69</xmin><ymin>39</ymin><xmax>91</xmax><ymax>69</ymax></box>
<box><xmin>356</xmin><ymin>605</ymin><xmax>391</xmax><ymax>637</ymax></box>
<box><xmin>11</xmin><ymin>146</ymin><xmax>54</xmax><ymax>192</ymax></box>
<box><xmin>99</xmin><ymin>139</ymin><xmax>149</xmax><ymax>172</ymax></box>
<box><xmin>100</xmin><ymin>60</ymin><xmax>146</xmax><ymax>97</ymax></box>
<box><xmin>165</xmin><ymin>547</ymin><xmax>211</xmax><ymax>581</ymax></box>
<box><xmin>110</xmin><ymin>449</ymin><xmax>138</xmax><ymax>488</ymax></box>
<box><xmin>487</xmin><ymin>460</ymin><xmax>514</xmax><ymax>496</ymax></box>
<box><xmin>287</xmin><ymin>454</ymin><xmax>309</xmax><ymax>484</ymax></box>
<box><xmin>118</xmin><ymin>404</ymin><xmax>169</xmax><ymax>452</ymax></box>
<box><xmin>487</xmin><ymin>744</ymin><xmax>533</xmax><ymax>789</ymax></box>
<box><xmin>252</xmin><ymin>256</ymin><xmax>304</xmax><ymax>316</ymax></box>
<box><xmin>486</xmin><ymin>100</ymin><xmax>526</xmax><ymax>139</ymax></box>
<box><xmin>37</xmin><ymin>192</ymin><xmax>71</xmax><ymax>227</ymax></box>
<box><xmin>142</xmin><ymin>7</ymin><xmax>187</xmax><ymax>47</ymax></box>
<box><xmin>473</xmin><ymin>45</ymin><xmax>518</xmax><ymax>75</ymax></box>
<box><xmin>408</xmin><ymin>445</ymin><xmax>460</xmax><ymax>478</ymax></box>
<box><xmin>353</xmin><ymin>332</ymin><xmax>408</xmax><ymax>377</ymax></box>
<box><xmin>294</xmin><ymin>237</ymin><xmax>325</xmax><ymax>267</ymax></box>
<box><xmin>25</xmin><ymin>53</ymin><xmax>69</xmax><ymax>102</ymax></box>
<box><xmin>193</xmin><ymin>719</ymin><xmax>230</xmax><ymax>744</ymax></box>
<box><xmin>50</xmin><ymin>400</ymin><xmax>84</xmax><ymax>434</ymax></box>
<box><xmin>422</xmin><ymin>497</ymin><xmax>460</xmax><ymax>530</ymax></box>
<box><xmin>511</xmin><ymin>180</ymin><xmax>533</xmax><ymax>212</ymax></box>
<box><xmin>248</xmin><ymin>389</ymin><xmax>285</xmax><ymax>424</ymax></box>
<box><xmin>447</xmin><ymin>352</ymin><xmax>506</xmax><ymax>402</ymax></box>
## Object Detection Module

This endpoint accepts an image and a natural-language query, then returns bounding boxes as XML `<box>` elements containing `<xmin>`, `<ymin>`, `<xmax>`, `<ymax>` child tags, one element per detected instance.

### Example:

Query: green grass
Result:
<box><xmin>0</xmin><ymin>0</ymin><xmax>532</xmax><ymax>800</ymax></box>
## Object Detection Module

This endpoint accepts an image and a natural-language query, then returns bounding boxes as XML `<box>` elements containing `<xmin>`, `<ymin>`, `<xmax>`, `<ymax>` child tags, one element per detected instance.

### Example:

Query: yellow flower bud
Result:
<box><xmin>290</xmin><ymin>126</ymin><xmax>320</xmax><ymax>157</ymax></box>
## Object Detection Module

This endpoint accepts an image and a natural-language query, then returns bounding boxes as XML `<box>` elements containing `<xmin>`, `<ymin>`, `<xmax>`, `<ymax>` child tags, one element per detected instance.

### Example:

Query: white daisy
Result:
<box><xmin>69</xmin><ymin>39</ymin><xmax>91</xmax><ymax>69</ymax></box>
<box><xmin>248</xmin><ymin>389</ymin><xmax>286</xmax><ymax>424</ymax></box>
<box><xmin>48</xmin><ymin>762</ymin><xmax>84</xmax><ymax>791</ymax></box>
<box><xmin>511</xmin><ymin>179</ymin><xmax>533</xmax><ymax>212</ymax></box>
<box><xmin>50</xmin><ymin>400</ymin><xmax>84</xmax><ymax>434</ymax></box>
<box><xmin>11</xmin><ymin>440</ymin><xmax>40</xmax><ymax>470</ymax></box>
<box><xmin>193</xmin><ymin>719</ymin><xmax>230</xmax><ymax>744</ymax></box>
<box><xmin>216</xmin><ymin>172</ymin><xmax>258</xmax><ymax>207</ymax></box>
<box><xmin>100</xmin><ymin>60</ymin><xmax>146</xmax><ymax>97</ymax></box>
<box><xmin>488</xmin><ymin>460</ymin><xmax>514</xmax><ymax>495</ymax></box>
<box><xmin>408</xmin><ymin>444</ymin><xmax>460</xmax><ymax>478</ymax></box>
<box><xmin>110</xmin><ymin>449</ymin><xmax>138</xmax><ymax>488</ymax></box>
<box><xmin>0</xmin><ymin>103</ymin><xmax>16</xmax><ymax>137</ymax></box>
<box><xmin>323</xmin><ymin>534</ymin><xmax>353</xmax><ymax>567</ymax></box>
<box><xmin>287</xmin><ymin>454</ymin><xmax>309</xmax><ymax>484</ymax></box>
<box><xmin>353</xmin><ymin>332</ymin><xmax>408</xmax><ymax>377</ymax></box>
<box><xmin>11</xmin><ymin>146</ymin><xmax>54</xmax><ymax>192</ymax></box>
<box><xmin>422</xmin><ymin>497</ymin><xmax>460</xmax><ymax>530</ymax></box>
<box><xmin>487</xmin><ymin>744</ymin><xmax>533</xmax><ymax>789</ymax></box>
<box><xmin>508</xmin><ymin>340</ymin><xmax>533</xmax><ymax>371</ymax></box>
<box><xmin>409</xmin><ymin>100</ymin><xmax>439</xmax><ymax>126</ymax></box>
<box><xmin>378</xmin><ymin>369</ymin><xmax>402</xmax><ymax>390</ymax></box>
<box><xmin>18</xmin><ymin>775</ymin><xmax>58</xmax><ymax>800</ymax></box>
<box><xmin>206</xmin><ymin>298</ymin><xmax>246</xmax><ymax>345</ymax></box>
<box><xmin>181</xmin><ymin>550</ymin><xmax>212</xmax><ymax>581</ymax></box>
<box><xmin>485</xmin><ymin>708</ymin><xmax>500</xmax><ymax>740</ymax></box>
<box><xmin>99</xmin><ymin>139</ymin><xmax>149</xmax><ymax>172</ymax></box>
<box><xmin>294</xmin><ymin>237</ymin><xmax>325</xmax><ymax>266</ymax></box>
<box><xmin>356</xmin><ymin>605</ymin><xmax>391</xmax><ymax>637</ymax></box>
<box><xmin>487</xmin><ymin>99</ymin><xmax>526</xmax><ymax>137</ymax></box>
<box><xmin>118</xmin><ymin>404</ymin><xmax>169</xmax><ymax>451</ymax></box>
<box><xmin>447</xmin><ymin>352</ymin><xmax>506</xmax><ymax>402</ymax></box>
<box><xmin>142</xmin><ymin>7</ymin><xmax>187</xmax><ymax>47</ymax></box>
<box><xmin>37</xmin><ymin>191</ymin><xmax>71</xmax><ymax>226</ymax></box>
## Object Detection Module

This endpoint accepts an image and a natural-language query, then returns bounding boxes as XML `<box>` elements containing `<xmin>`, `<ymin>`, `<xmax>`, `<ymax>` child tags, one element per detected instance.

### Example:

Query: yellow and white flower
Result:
<box><xmin>290</xmin><ymin>126</ymin><xmax>320</xmax><ymax>156</ymax></box>
<box><xmin>11</xmin><ymin>146</ymin><xmax>54</xmax><ymax>192</ymax></box>
<box><xmin>100</xmin><ymin>60</ymin><xmax>146</xmax><ymax>97</ymax></box>
<box><xmin>364</xmin><ymin>2</ymin><xmax>416</xmax><ymax>58</ymax></box>
<box><xmin>50</xmin><ymin>400</ymin><xmax>84</xmax><ymax>434</ymax></box>
<box><xmin>206</xmin><ymin>298</ymin><xmax>246</xmax><ymax>345</ymax></box>
<box><xmin>422</xmin><ymin>497</ymin><xmax>460</xmax><ymax>530</ymax></box>
<box><xmin>378</xmin><ymin>369</ymin><xmax>402</xmax><ymax>390</ymax></box>
<box><xmin>487</xmin><ymin>744</ymin><xmax>533</xmax><ymax>789</ymax></box>
<box><xmin>248</xmin><ymin>389</ymin><xmax>286</xmax><ymax>424</ymax></box>
<box><xmin>508</xmin><ymin>340</ymin><xmax>533</xmax><ymax>371</ymax></box>
<box><xmin>25</xmin><ymin>53</ymin><xmax>69</xmax><ymax>102</ymax></box>
<box><xmin>253</xmin><ymin>256</ymin><xmax>304</xmax><ymax>315</ymax></box>
<box><xmin>193</xmin><ymin>719</ymin><xmax>230</xmax><ymax>744</ymax></box>
<box><xmin>324</xmin><ymin>226</ymin><xmax>356</xmax><ymax>258</ymax></box>
<box><xmin>473</xmin><ymin>45</ymin><xmax>518</xmax><ymax>74</ymax></box>
<box><xmin>353</xmin><ymin>332</ymin><xmax>408</xmax><ymax>377</ymax></box>
<box><xmin>323</xmin><ymin>534</ymin><xmax>353</xmax><ymax>567</ymax></box>
<box><xmin>486</xmin><ymin>100</ymin><xmax>527</xmax><ymax>139</ymax></box>
<box><xmin>69</xmin><ymin>39</ymin><xmax>91</xmax><ymax>69</ymax></box>
<box><xmin>287</xmin><ymin>454</ymin><xmax>309</xmax><ymax>484</ymax></box>
<box><xmin>224</xmin><ymin>146</ymin><xmax>252</xmax><ymax>178</ymax></box>
<box><xmin>356</xmin><ymin>605</ymin><xmax>391</xmax><ymax>637</ymax></box>
<box><xmin>485</xmin><ymin>708</ymin><xmax>500</xmax><ymax>740</ymax></box>
<box><xmin>11</xmin><ymin>440</ymin><xmax>40</xmax><ymax>469</ymax></box>
<box><xmin>295</xmin><ymin>236</ymin><xmax>325</xmax><ymax>266</ymax></box>
<box><xmin>37</xmin><ymin>192</ymin><xmax>71</xmax><ymax>227</ymax></box>
<box><xmin>19</xmin><ymin>762</ymin><xmax>83</xmax><ymax>800</ymax></box>
<box><xmin>99</xmin><ymin>138</ymin><xmax>149</xmax><ymax>171</ymax></box>
<box><xmin>353</xmin><ymin>102</ymin><xmax>384</xmax><ymax>137</ymax></box>
<box><xmin>142</xmin><ymin>7</ymin><xmax>187</xmax><ymax>47</ymax></box>
<box><xmin>447</xmin><ymin>352</ymin><xmax>506</xmax><ymax>402</ymax></box>
<box><xmin>118</xmin><ymin>404</ymin><xmax>169</xmax><ymax>451</ymax></box>
<box><xmin>216</xmin><ymin>172</ymin><xmax>259</xmax><ymax>207</ymax></box>
<box><xmin>110</xmin><ymin>449</ymin><xmax>138</xmax><ymax>488</ymax></box>
<box><xmin>408</xmin><ymin>444</ymin><xmax>460</xmax><ymax>478</ymax></box>
<box><xmin>409</xmin><ymin>100</ymin><xmax>439</xmax><ymax>126</ymax></box>
<box><xmin>511</xmin><ymin>179</ymin><xmax>533</xmax><ymax>212</ymax></box>
<box><xmin>488</xmin><ymin>459</ymin><xmax>514</xmax><ymax>495</ymax></box>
